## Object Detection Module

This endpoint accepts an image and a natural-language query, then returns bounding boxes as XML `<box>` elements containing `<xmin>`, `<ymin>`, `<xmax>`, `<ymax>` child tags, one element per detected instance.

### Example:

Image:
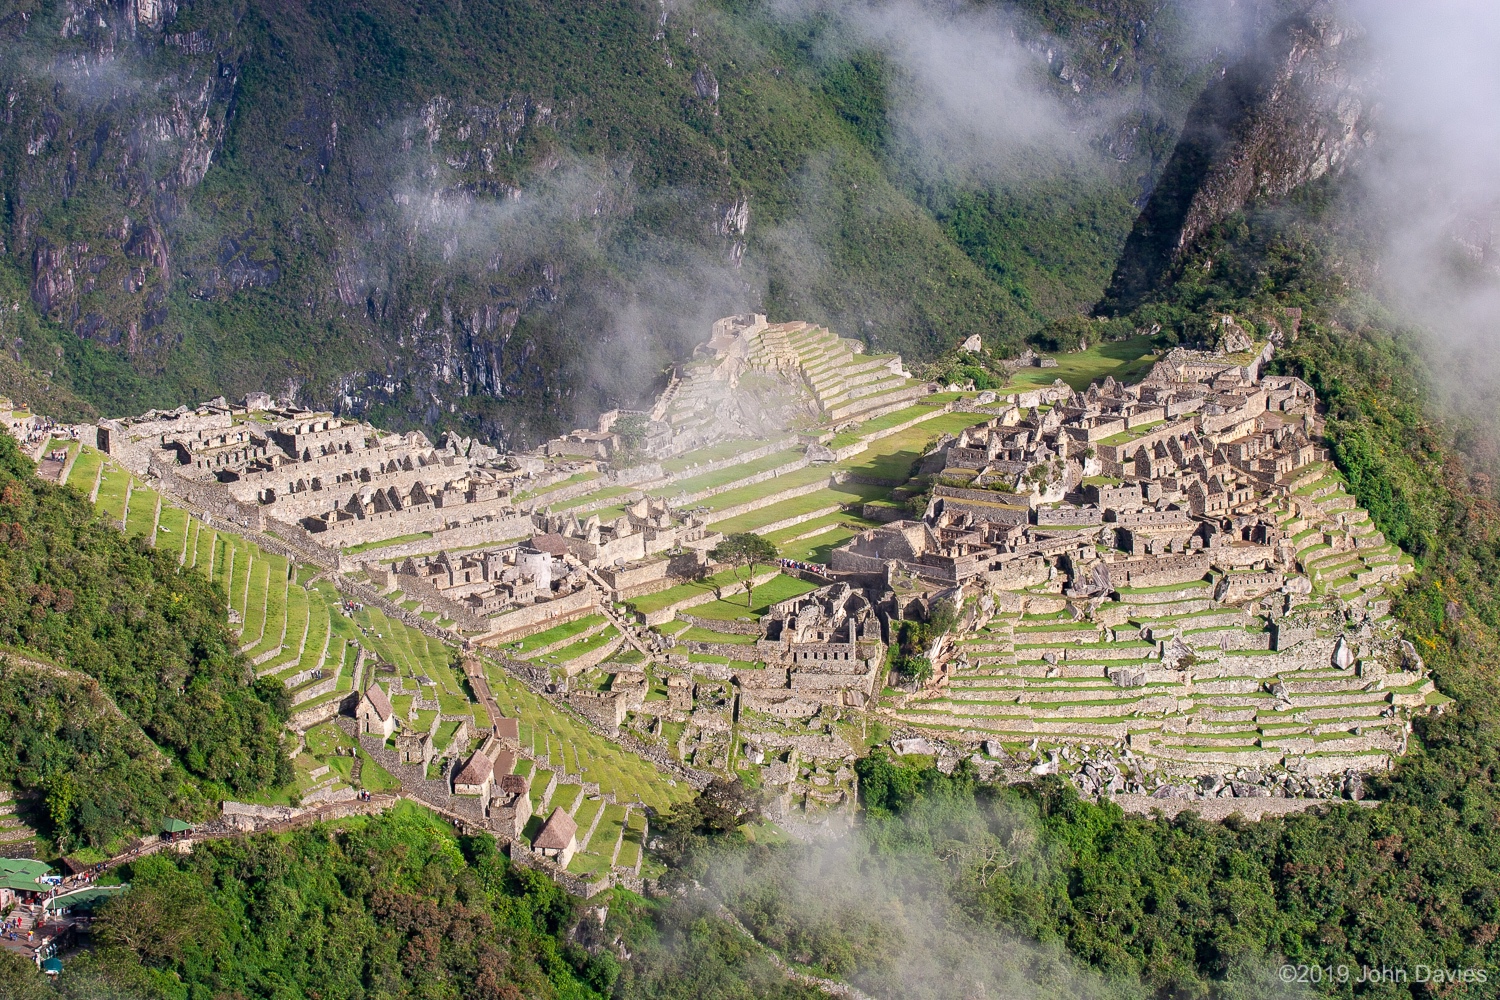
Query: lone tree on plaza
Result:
<box><xmin>710</xmin><ymin>532</ymin><xmax>778</xmax><ymax>609</ymax></box>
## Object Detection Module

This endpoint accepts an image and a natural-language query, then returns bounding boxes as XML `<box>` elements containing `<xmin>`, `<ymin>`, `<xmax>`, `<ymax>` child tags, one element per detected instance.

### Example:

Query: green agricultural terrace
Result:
<box><xmin>70</xmin><ymin>450</ymin><xmax>688</xmax><ymax>820</ymax></box>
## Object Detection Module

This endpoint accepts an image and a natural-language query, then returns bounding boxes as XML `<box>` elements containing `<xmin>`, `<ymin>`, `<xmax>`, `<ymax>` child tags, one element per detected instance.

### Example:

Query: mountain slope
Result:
<box><xmin>0</xmin><ymin>0</ymin><xmax>1223</xmax><ymax>444</ymax></box>
<box><xmin>1103</xmin><ymin>0</ymin><xmax>1373</xmax><ymax>310</ymax></box>
<box><xmin>0</xmin><ymin>432</ymin><xmax>290</xmax><ymax>851</ymax></box>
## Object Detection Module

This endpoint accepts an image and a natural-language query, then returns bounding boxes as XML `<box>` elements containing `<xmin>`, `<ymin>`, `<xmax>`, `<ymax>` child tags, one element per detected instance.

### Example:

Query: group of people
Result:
<box><xmin>2</xmin><ymin>914</ymin><xmax>36</xmax><ymax>943</ymax></box>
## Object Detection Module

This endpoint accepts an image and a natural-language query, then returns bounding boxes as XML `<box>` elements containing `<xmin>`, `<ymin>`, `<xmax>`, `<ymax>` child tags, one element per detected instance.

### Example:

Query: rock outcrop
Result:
<box><xmin>1105</xmin><ymin>1</ymin><xmax>1373</xmax><ymax>310</ymax></box>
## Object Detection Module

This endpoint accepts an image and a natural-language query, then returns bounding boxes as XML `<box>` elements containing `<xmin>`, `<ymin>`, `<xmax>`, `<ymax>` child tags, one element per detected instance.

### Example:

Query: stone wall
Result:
<box><xmin>678</xmin><ymin>612</ymin><xmax>760</xmax><ymax>635</ymax></box>
<box><xmin>359</xmin><ymin>734</ymin><xmax>491</xmax><ymax>828</ymax></box>
<box><xmin>150</xmin><ymin>457</ymin><xmax>267</xmax><ymax>531</ymax></box>
<box><xmin>480</xmin><ymin>587</ymin><xmax>600</xmax><ymax>641</ymax></box>
<box><xmin>337</xmin><ymin>514</ymin><xmax>536</xmax><ymax>570</ymax></box>
<box><xmin>288</xmin><ymin>694</ymin><xmax>353</xmax><ymax>732</ymax></box>
<box><xmin>860</xmin><ymin>503</ymin><xmax>907</xmax><ymax>523</ymax></box>
<box><xmin>392</xmin><ymin>570</ymin><xmax>491</xmax><ymax>632</ymax></box>
<box><xmin>561</xmin><ymin>633</ymin><xmax>625</xmax><ymax>678</ymax></box>
<box><xmin>685</xmin><ymin>641</ymin><xmax>763</xmax><ymax>660</ymax></box>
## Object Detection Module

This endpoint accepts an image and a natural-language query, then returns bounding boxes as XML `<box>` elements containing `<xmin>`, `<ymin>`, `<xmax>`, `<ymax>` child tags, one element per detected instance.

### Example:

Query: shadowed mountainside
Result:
<box><xmin>1103</xmin><ymin>0</ymin><xmax>1372</xmax><ymax>312</ymax></box>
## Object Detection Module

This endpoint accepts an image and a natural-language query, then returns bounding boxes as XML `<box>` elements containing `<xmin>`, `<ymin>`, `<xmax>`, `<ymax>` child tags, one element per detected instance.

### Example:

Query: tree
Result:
<box><xmin>927</xmin><ymin>598</ymin><xmax>958</xmax><ymax>635</ymax></box>
<box><xmin>613</xmin><ymin>413</ymin><xmax>649</xmax><ymax>458</ymax></box>
<box><xmin>904</xmin><ymin>655</ymin><xmax>933</xmax><ymax>686</ymax></box>
<box><xmin>709</xmin><ymin>533</ymin><xmax>778</xmax><ymax>609</ymax></box>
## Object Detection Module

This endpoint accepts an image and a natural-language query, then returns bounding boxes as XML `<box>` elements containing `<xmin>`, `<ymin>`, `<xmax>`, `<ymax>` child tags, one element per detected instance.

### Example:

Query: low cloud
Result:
<box><xmin>691</xmin><ymin>794</ymin><xmax>1313</xmax><ymax>1000</ymax></box>
<box><xmin>769</xmin><ymin>0</ymin><xmax>1091</xmax><ymax>181</ymax></box>
<box><xmin>1348</xmin><ymin>0</ymin><xmax>1500</xmax><ymax>415</ymax></box>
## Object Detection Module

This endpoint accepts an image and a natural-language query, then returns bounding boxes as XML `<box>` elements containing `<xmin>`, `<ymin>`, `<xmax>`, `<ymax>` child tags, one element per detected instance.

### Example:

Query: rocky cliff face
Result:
<box><xmin>1104</xmin><ymin>1</ymin><xmax>1374</xmax><ymax>310</ymax></box>
<box><xmin>3</xmin><ymin>0</ymin><xmax>242</xmax><ymax>354</ymax></box>
<box><xmin>0</xmin><ymin>0</ymin><xmax>1228</xmax><ymax>446</ymax></box>
<box><xmin>2</xmin><ymin>0</ymin><xmax>747</xmax><ymax>444</ymax></box>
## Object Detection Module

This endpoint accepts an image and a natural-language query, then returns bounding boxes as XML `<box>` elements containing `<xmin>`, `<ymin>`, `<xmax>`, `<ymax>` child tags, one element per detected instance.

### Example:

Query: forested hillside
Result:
<box><xmin>0</xmin><ymin>801</ymin><xmax>833</xmax><ymax>1000</ymax></box>
<box><xmin>0</xmin><ymin>0</ymin><xmax>1232</xmax><ymax>444</ymax></box>
<box><xmin>0</xmin><ymin>432</ymin><xmax>289</xmax><ymax>853</ymax></box>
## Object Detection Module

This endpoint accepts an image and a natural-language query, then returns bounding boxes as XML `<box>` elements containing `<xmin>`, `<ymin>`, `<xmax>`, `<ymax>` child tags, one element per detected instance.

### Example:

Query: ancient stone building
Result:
<box><xmin>832</xmin><ymin>358</ymin><xmax>1340</xmax><ymax>597</ymax></box>
<box><xmin>356</xmin><ymin>683</ymin><xmax>397</xmax><ymax>739</ymax></box>
<box><xmin>453</xmin><ymin>751</ymin><xmax>495</xmax><ymax>799</ymax></box>
<box><xmin>533</xmin><ymin>807</ymin><xmax>579</xmax><ymax>868</ymax></box>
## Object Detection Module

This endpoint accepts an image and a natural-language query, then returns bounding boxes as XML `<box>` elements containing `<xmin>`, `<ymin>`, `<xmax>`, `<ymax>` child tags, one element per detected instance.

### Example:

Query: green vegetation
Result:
<box><xmin>710</xmin><ymin>482</ymin><xmax>887</xmax><ymax>535</ymax></box>
<box><xmin>482</xmin><ymin>656</ymin><xmax>693</xmax><ymax>814</ymax></box>
<box><xmin>697</xmin><ymin>465</ymin><xmax>831</xmax><ymax>512</ymax></box>
<box><xmin>0</xmin><ymin>434</ymin><xmax>289</xmax><ymax>851</ymax></box>
<box><xmin>653</xmin><ymin>449</ymin><xmax>806</xmax><ymax>498</ymax></box>
<box><xmin>836</xmin><ymin>411</ymin><xmax>993</xmax><ymax>484</ymax></box>
<box><xmin>0</xmin><ymin>655</ymin><xmax>200</xmax><ymax>856</ymax></box>
<box><xmin>709</xmin><ymin>533</ymin><xmax>780</xmax><ymax>610</ymax></box>
<box><xmin>504</xmin><ymin>614</ymin><xmax>607</xmax><ymax>655</ymax></box>
<box><xmin>0</xmin><ymin>0</ymin><xmax>1223</xmax><ymax>447</ymax></box>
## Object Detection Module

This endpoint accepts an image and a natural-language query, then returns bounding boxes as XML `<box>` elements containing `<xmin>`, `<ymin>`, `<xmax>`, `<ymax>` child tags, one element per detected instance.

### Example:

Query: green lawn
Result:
<box><xmin>1000</xmin><ymin>335</ymin><xmax>1158</xmax><ymax>392</ymax></box>
<box><xmin>238</xmin><ymin>560</ymin><xmax>272</xmax><ymax>647</ymax></box>
<box><xmin>499</xmin><ymin>614</ymin><xmax>606</xmax><ymax>655</ymax></box>
<box><xmin>763</xmin><ymin>511</ymin><xmax>879</xmax><ymax>546</ymax></box>
<box><xmin>226</xmin><ymin>540</ymin><xmax>252</xmax><ymax>616</ymax></box>
<box><xmin>675</xmin><ymin>574</ymin><xmax>820</xmax><ymax>622</ymax></box>
<box><xmin>534</xmin><ymin>626</ymin><xmax>620</xmax><ymax>666</ymax></box>
<box><xmin>64</xmin><ymin>447</ymin><xmax>103</xmax><ymax>494</ymax></box>
<box><xmin>123</xmin><ymin>486</ymin><xmax>159</xmax><ymax>539</ymax></box>
<box><xmin>295</xmin><ymin>590</ymin><xmax>333</xmax><ymax>672</ymax></box>
<box><xmin>481</xmin><ymin>656</ymin><xmax>693</xmax><ymax>813</ymax></box>
<box><xmin>247</xmin><ymin>558</ymin><xmax>290</xmax><ymax>658</ymax></box>
<box><xmin>697</xmin><ymin>464</ymin><xmax>832</xmax><ymax>512</ymax></box>
<box><xmin>662</xmin><ymin>438</ymin><xmax>782</xmax><ymax>475</ymax></box>
<box><xmin>94</xmin><ymin>465</ymin><xmax>131</xmax><ymax>525</ymax></box>
<box><xmin>828</xmin><ymin>402</ymin><xmax>944</xmax><ymax>447</ymax></box>
<box><xmin>779</xmin><ymin>526</ymin><xmax>859</xmax><ymax>564</ymax></box>
<box><xmin>264</xmin><ymin>585</ymin><xmax>312</xmax><ymax>672</ymax></box>
<box><xmin>626</xmin><ymin>564</ymin><xmax>804</xmax><ymax>616</ymax></box>
<box><xmin>578</xmin><ymin>803</ymin><xmax>628</xmax><ymax>868</ymax></box>
<box><xmin>835</xmin><ymin>412</ymin><xmax>994</xmax><ymax>483</ymax></box>
<box><xmin>155</xmin><ymin>504</ymin><xmax>190</xmax><ymax>561</ymax></box>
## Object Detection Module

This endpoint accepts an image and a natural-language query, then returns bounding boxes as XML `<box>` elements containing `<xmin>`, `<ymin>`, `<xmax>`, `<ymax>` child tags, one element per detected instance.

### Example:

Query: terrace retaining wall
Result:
<box><xmin>677</xmin><ymin>456</ymin><xmax>811</xmax><ymax>504</ymax></box>
<box><xmin>479</xmin><ymin>587</ymin><xmax>601</xmax><ymax>642</ymax></box>
<box><xmin>700</xmin><ymin>477</ymin><xmax>833</xmax><ymax>525</ymax></box>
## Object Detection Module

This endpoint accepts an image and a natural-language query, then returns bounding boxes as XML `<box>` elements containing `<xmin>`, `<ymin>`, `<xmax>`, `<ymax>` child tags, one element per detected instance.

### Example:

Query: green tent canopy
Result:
<box><xmin>160</xmin><ymin>818</ymin><xmax>194</xmax><ymax>834</ymax></box>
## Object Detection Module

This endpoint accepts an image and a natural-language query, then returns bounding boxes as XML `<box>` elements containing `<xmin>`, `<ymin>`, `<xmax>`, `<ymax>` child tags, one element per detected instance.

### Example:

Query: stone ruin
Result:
<box><xmin>830</xmin><ymin>337</ymin><xmax>1427</xmax><ymax>786</ymax></box>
